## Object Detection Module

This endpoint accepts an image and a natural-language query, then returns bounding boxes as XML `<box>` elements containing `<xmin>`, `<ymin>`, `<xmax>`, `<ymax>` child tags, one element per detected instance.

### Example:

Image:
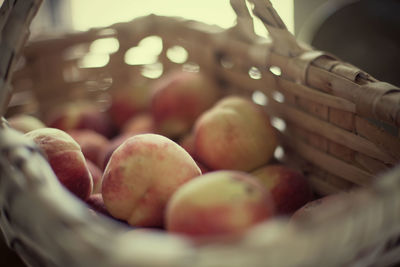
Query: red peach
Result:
<box><xmin>108</xmin><ymin>82</ymin><xmax>152</xmax><ymax>129</ymax></box>
<box><xmin>178</xmin><ymin>133</ymin><xmax>196</xmax><ymax>159</ymax></box>
<box><xmin>86</xmin><ymin>160</ymin><xmax>103</xmax><ymax>194</ymax></box>
<box><xmin>46</xmin><ymin>101</ymin><xmax>116</xmax><ymax>138</ymax></box>
<box><xmin>97</xmin><ymin>134</ymin><xmax>132</xmax><ymax>170</ymax></box>
<box><xmin>194</xmin><ymin>96</ymin><xmax>277</xmax><ymax>172</ymax></box>
<box><xmin>166</xmin><ymin>170</ymin><xmax>275</xmax><ymax>238</ymax></box>
<box><xmin>102</xmin><ymin>133</ymin><xmax>201</xmax><ymax>227</ymax></box>
<box><xmin>151</xmin><ymin>70</ymin><xmax>220</xmax><ymax>138</ymax></box>
<box><xmin>68</xmin><ymin>129</ymin><xmax>110</xmax><ymax>165</ymax></box>
<box><xmin>121</xmin><ymin>113</ymin><xmax>156</xmax><ymax>136</ymax></box>
<box><xmin>25</xmin><ymin>128</ymin><xmax>93</xmax><ymax>200</ymax></box>
<box><xmin>7</xmin><ymin>114</ymin><xmax>45</xmax><ymax>133</ymax></box>
<box><xmin>251</xmin><ymin>164</ymin><xmax>313</xmax><ymax>215</ymax></box>
<box><xmin>196</xmin><ymin>161</ymin><xmax>209</xmax><ymax>174</ymax></box>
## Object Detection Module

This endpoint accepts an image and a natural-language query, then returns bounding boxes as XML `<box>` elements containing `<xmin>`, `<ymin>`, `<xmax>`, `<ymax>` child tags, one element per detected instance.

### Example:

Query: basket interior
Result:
<box><xmin>7</xmin><ymin>13</ymin><xmax>400</xmax><ymax>198</ymax></box>
<box><xmin>2</xmin><ymin>1</ymin><xmax>400</xmax><ymax>267</ymax></box>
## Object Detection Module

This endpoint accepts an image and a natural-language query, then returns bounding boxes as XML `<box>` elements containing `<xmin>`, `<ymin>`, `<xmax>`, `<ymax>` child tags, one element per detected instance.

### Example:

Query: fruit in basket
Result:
<box><xmin>151</xmin><ymin>70</ymin><xmax>220</xmax><ymax>139</ymax></box>
<box><xmin>102</xmin><ymin>133</ymin><xmax>202</xmax><ymax>227</ymax></box>
<box><xmin>178</xmin><ymin>133</ymin><xmax>196</xmax><ymax>158</ymax></box>
<box><xmin>97</xmin><ymin>133</ymin><xmax>132</xmax><ymax>170</ymax></box>
<box><xmin>68</xmin><ymin>129</ymin><xmax>110</xmax><ymax>165</ymax></box>
<box><xmin>46</xmin><ymin>101</ymin><xmax>116</xmax><ymax>138</ymax></box>
<box><xmin>194</xmin><ymin>96</ymin><xmax>277</xmax><ymax>172</ymax></box>
<box><xmin>108</xmin><ymin>82</ymin><xmax>152</xmax><ymax>129</ymax></box>
<box><xmin>166</xmin><ymin>170</ymin><xmax>275</xmax><ymax>237</ymax></box>
<box><xmin>251</xmin><ymin>164</ymin><xmax>313</xmax><ymax>215</ymax></box>
<box><xmin>86</xmin><ymin>160</ymin><xmax>103</xmax><ymax>194</ymax></box>
<box><xmin>121</xmin><ymin>113</ymin><xmax>156</xmax><ymax>135</ymax></box>
<box><xmin>7</xmin><ymin>114</ymin><xmax>46</xmax><ymax>133</ymax></box>
<box><xmin>25</xmin><ymin>128</ymin><xmax>93</xmax><ymax>200</ymax></box>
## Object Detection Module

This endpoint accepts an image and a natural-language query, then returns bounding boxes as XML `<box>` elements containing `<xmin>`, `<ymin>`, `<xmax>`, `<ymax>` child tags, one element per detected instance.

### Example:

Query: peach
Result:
<box><xmin>97</xmin><ymin>134</ymin><xmax>132</xmax><ymax>170</ymax></box>
<box><xmin>46</xmin><ymin>101</ymin><xmax>116</xmax><ymax>138</ymax></box>
<box><xmin>151</xmin><ymin>70</ymin><xmax>220</xmax><ymax>138</ymax></box>
<box><xmin>251</xmin><ymin>164</ymin><xmax>313</xmax><ymax>215</ymax></box>
<box><xmin>7</xmin><ymin>114</ymin><xmax>45</xmax><ymax>133</ymax></box>
<box><xmin>25</xmin><ymin>128</ymin><xmax>93</xmax><ymax>200</ymax></box>
<box><xmin>86</xmin><ymin>160</ymin><xmax>103</xmax><ymax>194</ymax></box>
<box><xmin>108</xmin><ymin>82</ymin><xmax>152</xmax><ymax>129</ymax></box>
<box><xmin>166</xmin><ymin>170</ymin><xmax>275</xmax><ymax>238</ymax></box>
<box><xmin>178</xmin><ymin>133</ymin><xmax>196</xmax><ymax>159</ymax></box>
<box><xmin>194</xmin><ymin>96</ymin><xmax>277</xmax><ymax>172</ymax></box>
<box><xmin>121</xmin><ymin>113</ymin><xmax>156</xmax><ymax>135</ymax></box>
<box><xmin>68</xmin><ymin>129</ymin><xmax>110</xmax><ymax>165</ymax></box>
<box><xmin>102</xmin><ymin>133</ymin><xmax>201</xmax><ymax>227</ymax></box>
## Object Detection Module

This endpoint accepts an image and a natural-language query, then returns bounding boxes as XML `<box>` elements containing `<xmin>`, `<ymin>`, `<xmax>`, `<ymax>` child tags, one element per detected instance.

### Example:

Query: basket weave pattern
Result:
<box><xmin>1</xmin><ymin>0</ymin><xmax>400</xmax><ymax>266</ymax></box>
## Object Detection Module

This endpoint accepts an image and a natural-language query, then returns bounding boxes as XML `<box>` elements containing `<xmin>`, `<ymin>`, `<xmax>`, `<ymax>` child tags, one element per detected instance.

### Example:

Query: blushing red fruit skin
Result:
<box><xmin>251</xmin><ymin>164</ymin><xmax>313</xmax><ymax>215</ymax></box>
<box><xmin>97</xmin><ymin>134</ymin><xmax>132</xmax><ymax>171</ymax></box>
<box><xmin>108</xmin><ymin>83</ymin><xmax>152</xmax><ymax>129</ymax></box>
<box><xmin>86</xmin><ymin>160</ymin><xmax>103</xmax><ymax>194</ymax></box>
<box><xmin>68</xmin><ymin>129</ymin><xmax>110</xmax><ymax>166</ymax></box>
<box><xmin>121</xmin><ymin>113</ymin><xmax>156</xmax><ymax>136</ymax></box>
<box><xmin>7</xmin><ymin>114</ymin><xmax>46</xmax><ymax>133</ymax></box>
<box><xmin>151</xmin><ymin>70</ymin><xmax>220</xmax><ymax>138</ymax></box>
<box><xmin>46</xmin><ymin>102</ymin><xmax>116</xmax><ymax>138</ymax></box>
<box><xmin>194</xmin><ymin>96</ymin><xmax>277</xmax><ymax>172</ymax></box>
<box><xmin>178</xmin><ymin>133</ymin><xmax>196</xmax><ymax>159</ymax></box>
<box><xmin>102</xmin><ymin>133</ymin><xmax>202</xmax><ymax>228</ymax></box>
<box><xmin>166</xmin><ymin>171</ymin><xmax>275</xmax><ymax>238</ymax></box>
<box><xmin>25</xmin><ymin>128</ymin><xmax>93</xmax><ymax>200</ymax></box>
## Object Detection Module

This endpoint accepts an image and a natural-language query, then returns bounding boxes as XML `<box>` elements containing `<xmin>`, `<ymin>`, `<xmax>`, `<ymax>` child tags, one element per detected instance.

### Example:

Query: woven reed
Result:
<box><xmin>1</xmin><ymin>0</ymin><xmax>400</xmax><ymax>266</ymax></box>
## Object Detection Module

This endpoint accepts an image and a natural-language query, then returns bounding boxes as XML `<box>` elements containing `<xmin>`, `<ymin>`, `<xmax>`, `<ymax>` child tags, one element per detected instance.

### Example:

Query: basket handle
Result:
<box><xmin>0</xmin><ymin>0</ymin><xmax>43</xmax><ymax>117</ymax></box>
<box><xmin>230</xmin><ymin>0</ymin><xmax>306</xmax><ymax>56</ymax></box>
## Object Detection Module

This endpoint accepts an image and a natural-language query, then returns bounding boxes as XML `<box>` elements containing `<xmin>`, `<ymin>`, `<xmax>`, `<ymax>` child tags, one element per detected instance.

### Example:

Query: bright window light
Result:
<box><xmin>70</xmin><ymin>0</ymin><xmax>294</xmax><ymax>34</ymax></box>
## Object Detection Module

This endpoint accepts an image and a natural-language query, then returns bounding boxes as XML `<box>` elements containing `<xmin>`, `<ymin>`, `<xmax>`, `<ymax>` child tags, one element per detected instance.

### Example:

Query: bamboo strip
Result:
<box><xmin>265</xmin><ymin>100</ymin><xmax>397</xmax><ymax>164</ymax></box>
<box><xmin>277</xmin><ymin>78</ymin><xmax>356</xmax><ymax>112</ymax></box>
<box><xmin>355</xmin><ymin>116</ymin><xmax>400</xmax><ymax>160</ymax></box>
<box><xmin>328</xmin><ymin>142</ymin><xmax>354</xmax><ymax>163</ymax></box>
<box><xmin>354</xmin><ymin>153</ymin><xmax>391</xmax><ymax>176</ymax></box>
<box><xmin>308</xmin><ymin>175</ymin><xmax>350</xmax><ymax>196</ymax></box>
<box><xmin>329</xmin><ymin>108</ymin><xmax>355</xmax><ymax>131</ymax></box>
<box><xmin>287</xmin><ymin>136</ymin><xmax>373</xmax><ymax>186</ymax></box>
<box><xmin>296</xmin><ymin>97</ymin><xmax>329</xmax><ymax>120</ymax></box>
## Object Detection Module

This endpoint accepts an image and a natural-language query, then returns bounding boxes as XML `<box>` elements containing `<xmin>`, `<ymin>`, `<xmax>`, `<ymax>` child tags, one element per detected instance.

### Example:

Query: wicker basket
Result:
<box><xmin>1</xmin><ymin>0</ymin><xmax>400</xmax><ymax>266</ymax></box>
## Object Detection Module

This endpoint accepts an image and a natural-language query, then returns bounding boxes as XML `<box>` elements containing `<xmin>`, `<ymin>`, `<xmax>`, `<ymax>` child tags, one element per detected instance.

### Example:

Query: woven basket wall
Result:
<box><xmin>1</xmin><ymin>0</ymin><xmax>400</xmax><ymax>266</ymax></box>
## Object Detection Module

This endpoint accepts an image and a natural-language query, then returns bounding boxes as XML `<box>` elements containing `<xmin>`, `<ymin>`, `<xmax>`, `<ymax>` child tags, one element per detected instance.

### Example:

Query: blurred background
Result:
<box><xmin>26</xmin><ymin>0</ymin><xmax>399</xmax><ymax>86</ymax></box>
<box><xmin>0</xmin><ymin>0</ymin><xmax>399</xmax><ymax>266</ymax></box>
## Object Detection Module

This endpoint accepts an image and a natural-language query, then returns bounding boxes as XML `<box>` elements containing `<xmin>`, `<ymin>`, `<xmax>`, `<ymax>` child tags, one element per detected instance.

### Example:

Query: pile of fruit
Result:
<box><xmin>6</xmin><ymin>69</ymin><xmax>324</xmax><ymax>241</ymax></box>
